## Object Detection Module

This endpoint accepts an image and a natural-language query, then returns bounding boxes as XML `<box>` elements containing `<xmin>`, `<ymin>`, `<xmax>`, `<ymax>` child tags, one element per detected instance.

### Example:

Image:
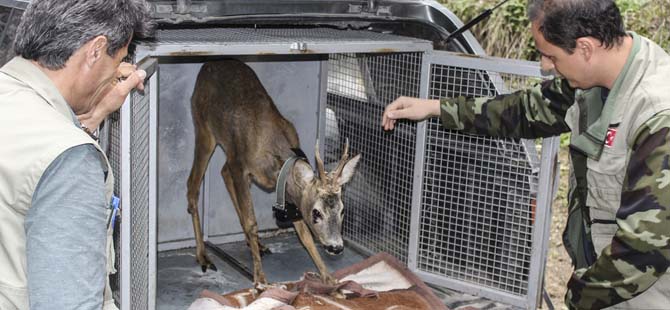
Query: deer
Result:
<box><xmin>186</xmin><ymin>59</ymin><xmax>361</xmax><ymax>288</ymax></box>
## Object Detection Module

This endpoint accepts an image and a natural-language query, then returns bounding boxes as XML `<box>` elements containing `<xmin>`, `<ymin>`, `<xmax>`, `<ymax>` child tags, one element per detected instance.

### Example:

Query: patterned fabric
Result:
<box><xmin>566</xmin><ymin>113</ymin><xmax>670</xmax><ymax>309</ymax></box>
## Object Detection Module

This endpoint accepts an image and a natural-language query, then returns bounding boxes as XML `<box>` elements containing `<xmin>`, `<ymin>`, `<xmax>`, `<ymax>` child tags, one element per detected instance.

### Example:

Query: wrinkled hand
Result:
<box><xmin>381</xmin><ymin>96</ymin><xmax>440</xmax><ymax>131</ymax></box>
<box><xmin>78</xmin><ymin>62</ymin><xmax>147</xmax><ymax>130</ymax></box>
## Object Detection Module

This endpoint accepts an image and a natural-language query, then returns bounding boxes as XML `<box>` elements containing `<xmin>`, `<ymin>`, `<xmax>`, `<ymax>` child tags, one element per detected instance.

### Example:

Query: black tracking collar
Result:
<box><xmin>273</xmin><ymin>148</ymin><xmax>307</xmax><ymax>227</ymax></box>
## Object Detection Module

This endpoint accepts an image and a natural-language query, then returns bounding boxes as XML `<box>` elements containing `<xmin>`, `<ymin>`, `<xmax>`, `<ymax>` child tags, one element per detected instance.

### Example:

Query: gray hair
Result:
<box><xmin>14</xmin><ymin>0</ymin><xmax>155</xmax><ymax>70</ymax></box>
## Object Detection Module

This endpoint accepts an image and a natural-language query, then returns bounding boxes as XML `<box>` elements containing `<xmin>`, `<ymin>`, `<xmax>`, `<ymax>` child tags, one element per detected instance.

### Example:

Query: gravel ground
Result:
<box><xmin>543</xmin><ymin>146</ymin><xmax>572</xmax><ymax>310</ymax></box>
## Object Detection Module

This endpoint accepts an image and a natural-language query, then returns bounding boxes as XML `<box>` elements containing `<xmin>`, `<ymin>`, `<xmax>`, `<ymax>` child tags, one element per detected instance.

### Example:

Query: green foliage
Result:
<box><xmin>440</xmin><ymin>0</ymin><xmax>670</xmax><ymax>58</ymax></box>
<box><xmin>617</xmin><ymin>0</ymin><xmax>670</xmax><ymax>50</ymax></box>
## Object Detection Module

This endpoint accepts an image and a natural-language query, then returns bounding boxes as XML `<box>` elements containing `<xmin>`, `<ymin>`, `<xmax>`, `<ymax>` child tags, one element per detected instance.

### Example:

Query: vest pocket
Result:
<box><xmin>586</xmin><ymin>147</ymin><xmax>627</xmax><ymax>176</ymax></box>
<box><xmin>586</xmin><ymin>147</ymin><xmax>626</xmax><ymax>214</ymax></box>
<box><xmin>586</xmin><ymin>148</ymin><xmax>626</xmax><ymax>257</ymax></box>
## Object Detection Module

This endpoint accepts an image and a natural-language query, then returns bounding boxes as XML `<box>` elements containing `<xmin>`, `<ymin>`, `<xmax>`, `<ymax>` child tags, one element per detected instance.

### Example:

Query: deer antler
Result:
<box><xmin>333</xmin><ymin>138</ymin><xmax>350</xmax><ymax>178</ymax></box>
<box><xmin>314</xmin><ymin>139</ymin><xmax>327</xmax><ymax>181</ymax></box>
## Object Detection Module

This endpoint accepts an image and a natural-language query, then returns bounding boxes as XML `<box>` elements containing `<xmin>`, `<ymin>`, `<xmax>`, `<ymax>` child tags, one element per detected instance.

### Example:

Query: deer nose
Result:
<box><xmin>325</xmin><ymin>245</ymin><xmax>344</xmax><ymax>255</ymax></box>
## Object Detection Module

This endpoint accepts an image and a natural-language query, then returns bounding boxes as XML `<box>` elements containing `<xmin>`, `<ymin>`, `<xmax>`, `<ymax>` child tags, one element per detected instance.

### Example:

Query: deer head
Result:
<box><xmin>290</xmin><ymin>139</ymin><xmax>361</xmax><ymax>255</ymax></box>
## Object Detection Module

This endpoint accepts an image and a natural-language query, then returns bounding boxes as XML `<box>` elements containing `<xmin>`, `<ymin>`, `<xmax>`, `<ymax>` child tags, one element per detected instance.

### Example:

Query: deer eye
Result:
<box><xmin>312</xmin><ymin>209</ymin><xmax>323</xmax><ymax>223</ymax></box>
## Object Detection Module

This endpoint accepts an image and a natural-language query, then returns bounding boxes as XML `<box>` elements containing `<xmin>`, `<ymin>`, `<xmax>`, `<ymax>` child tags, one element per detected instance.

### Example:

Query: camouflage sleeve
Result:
<box><xmin>439</xmin><ymin>77</ymin><xmax>574</xmax><ymax>138</ymax></box>
<box><xmin>565</xmin><ymin>113</ymin><xmax>670</xmax><ymax>309</ymax></box>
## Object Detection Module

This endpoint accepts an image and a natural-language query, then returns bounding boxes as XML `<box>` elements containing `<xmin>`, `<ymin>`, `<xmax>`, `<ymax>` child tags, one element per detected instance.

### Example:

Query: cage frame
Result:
<box><xmin>118</xmin><ymin>34</ymin><xmax>559</xmax><ymax>310</ymax></box>
<box><xmin>406</xmin><ymin>50</ymin><xmax>559</xmax><ymax>309</ymax></box>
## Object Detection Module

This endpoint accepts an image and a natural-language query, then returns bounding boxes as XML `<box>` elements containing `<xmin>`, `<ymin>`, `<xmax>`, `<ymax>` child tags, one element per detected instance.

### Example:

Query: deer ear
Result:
<box><xmin>337</xmin><ymin>154</ymin><xmax>361</xmax><ymax>186</ymax></box>
<box><xmin>293</xmin><ymin>160</ymin><xmax>315</xmax><ymax>186</ymax></box>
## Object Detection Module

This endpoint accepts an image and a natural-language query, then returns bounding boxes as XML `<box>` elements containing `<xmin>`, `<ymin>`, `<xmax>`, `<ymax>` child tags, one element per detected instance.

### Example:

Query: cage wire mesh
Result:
<box><xmin>418</xmin><ymin>63</ymin><xmax>545</xmax><ymax>296</ymax></box>
<box><xmin>106</xmin><ymin>111</ymin><xmax>123</xmax><ymax>303</ymax></box>
<box><xmin>129</xmin><ymin>86</ymin><xmax>151</xmax><ymax>309</ymax></box>
<box><xmin>146</xmin><ymin>27</ymin><xmax>421</xmax><ymax>46</ymax></box>
<box><xmin>325</xmin><ymin>52</ymin><xmax>422</xmax><ymax>264</ymax></box>
<box><xmin>0</xmin><ymin>6</ymin><xmax>22</xmax><ymax>65</ymax></box>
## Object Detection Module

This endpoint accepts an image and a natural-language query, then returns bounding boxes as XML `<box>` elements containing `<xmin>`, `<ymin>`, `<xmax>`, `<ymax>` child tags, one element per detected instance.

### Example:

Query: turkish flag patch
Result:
<box><xmin>605</xmin><ymin>127</ymin><xmax>617</xmax><ymax>147</ymax></box>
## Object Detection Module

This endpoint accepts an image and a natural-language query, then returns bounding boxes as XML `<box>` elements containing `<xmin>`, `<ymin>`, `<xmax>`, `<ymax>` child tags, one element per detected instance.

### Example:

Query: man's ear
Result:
<box><xmin>86</xmin><ymin>35</ymin><xmax>108</xmax><ymax>66</ymax></box>
<box><xmin>575</xmin><ymin>37</ymin><xmax>594</xmax><ymax>61</ymax></box>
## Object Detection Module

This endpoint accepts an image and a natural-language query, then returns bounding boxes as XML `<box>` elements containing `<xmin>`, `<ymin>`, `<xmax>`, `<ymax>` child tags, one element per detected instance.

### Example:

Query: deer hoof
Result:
<box><xmin>260</xmin><ymin>246</ymin><xmax>272</xmax><ymax>257</ymax></box>
<box><xmin>200</xmin><ymin>263</ymin><xmax>217</xmax><ymax>273</ymax></box>
<box><xmin>322</xmin><ymin>274</ymin><xmax>339</xmax><ymax>286</ymax></box>
<box><xmin>252</xmin><ymin>282</ymin><xmax>269</xmax><ymax>297</ymax></box>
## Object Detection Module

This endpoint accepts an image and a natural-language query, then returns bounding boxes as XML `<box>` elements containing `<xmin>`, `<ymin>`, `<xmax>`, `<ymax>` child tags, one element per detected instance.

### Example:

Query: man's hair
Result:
<box><xmin>527</xmin><ymin>0</ymin><xmax>627</xmax><ymax>53</ymax></box>
<box><xmin>14</xmin><ymin>0</ymin><xmax>155</xmax><ymax>70</ymax></box>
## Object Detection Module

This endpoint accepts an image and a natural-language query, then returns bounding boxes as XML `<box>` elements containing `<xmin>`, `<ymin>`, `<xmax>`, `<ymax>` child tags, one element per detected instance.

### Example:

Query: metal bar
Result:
<box><xmin>527</xmin><ymin>135</ymin><xmax>560</xmax><ymax>308</ymax></box>
<box><xmin>416</xmin><ymin>270</ymin><xmax>528</xmax><ymax>308</ymax></box>
<box><xmin>429</xmin><ymin>50</ymin><xmax>546</xmax><ymax>78</ymax></box>
<box><xmin>136</xmin><ymin>42</ymin><xmax>431</xmax><ymax>58</ymax></box>
<box><xmin>120</xmin><ymin>95</ymin><xmax>132</xmax><ymax>310</ymax></box>
<box><xmin>0</xmin><ymin>0</ymin><xmax>28</xmax><ymax>10</ymax></box>
<box><xmin>135</xmin><ymin>57</ymin><xmax>158</xmax><ymax>80</ymax></box>
<box><xmin>147</xmin><ymin>57</ymin><xmax>158</xmax><ymax>310</ymax></box>
<box><xmin>316</xmin><ymin>57</ymin><xmax>328</xmax><ymax>168</ymax></box>
<box><xmin>408</xmin><ymin>51</ymin><xmax>431</xmax><ymax>271</ymax></box>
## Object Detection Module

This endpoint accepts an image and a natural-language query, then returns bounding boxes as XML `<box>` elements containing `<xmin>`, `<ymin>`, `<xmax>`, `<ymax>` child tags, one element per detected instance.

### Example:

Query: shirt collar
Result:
<box><xmin>0</xmin><ymin>56</ymin><xmax>79</xmax><ymax>125</ymax></box>
<box><xmin>570</xmin><ymin>32</ymin><xmax>641</xmax><ymax>160</ymax></box>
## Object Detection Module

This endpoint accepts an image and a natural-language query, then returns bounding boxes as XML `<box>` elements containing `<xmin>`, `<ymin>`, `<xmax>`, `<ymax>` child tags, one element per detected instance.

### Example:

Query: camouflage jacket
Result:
<box><xmin>439</xmin><ymin>34</ymin><xmax>670</xmax><ymax>309</ymax></box>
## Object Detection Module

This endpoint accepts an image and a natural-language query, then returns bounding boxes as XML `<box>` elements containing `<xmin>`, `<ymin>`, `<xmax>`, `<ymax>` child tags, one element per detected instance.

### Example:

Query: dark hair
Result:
<box><xmin>527</xmin><ymin>0</ymin><xmax>627</xmax><ymax>53</ymax></box>
<box><xmin>14</xmin><ymin>0</ymin><xmax>155</xmax><ymax>70</ymax></box>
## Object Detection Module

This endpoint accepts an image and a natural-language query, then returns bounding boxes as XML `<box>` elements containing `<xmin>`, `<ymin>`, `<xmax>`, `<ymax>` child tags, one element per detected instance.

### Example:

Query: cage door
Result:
<box><xmin>408</xmin><ymin>51</ymin><xmax>558</xmax><ymax>310</ymax></box>
<box><xmin>119</xmin><ymin>56</ymin><xmax>158</xmax><ymax>310</ymax></box>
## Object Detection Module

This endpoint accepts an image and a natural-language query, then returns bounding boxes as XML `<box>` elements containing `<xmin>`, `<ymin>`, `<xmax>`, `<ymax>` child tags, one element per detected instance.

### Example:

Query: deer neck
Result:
<box><xmin>284</xmin><ymin>161</ymin><xmax>306</xmax><ymax>207</ymax></box>
<box><xmin>275</xmin><ymin>148</ymin><xmax>308</xmax><ymax>208</ymax></box>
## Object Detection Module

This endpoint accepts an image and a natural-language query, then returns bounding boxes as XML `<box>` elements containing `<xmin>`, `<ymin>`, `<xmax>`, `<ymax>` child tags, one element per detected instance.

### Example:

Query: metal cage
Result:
<box><xmin>0</xmin><ymin>10</ymin><xmax>559</xmax><ymax>307</ymax></box>
<box><xmin>323</xmin><ymin>50</ymin><xmax>558</xmax><ymax>309</ymax></box>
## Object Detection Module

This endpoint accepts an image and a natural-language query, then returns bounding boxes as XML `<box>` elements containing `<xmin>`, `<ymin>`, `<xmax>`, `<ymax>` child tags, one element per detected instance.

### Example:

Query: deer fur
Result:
<box><xmin>186</xmin><ymin>59</ymin><xmax>361</xmax><ymax>286</ymax></box>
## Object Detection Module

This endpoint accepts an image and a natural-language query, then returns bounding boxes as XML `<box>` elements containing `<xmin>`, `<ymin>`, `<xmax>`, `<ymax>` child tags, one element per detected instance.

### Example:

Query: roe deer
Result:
<box><xmin>186</xmin><ymin>59</ymin><xmax>361</xmax><ymax>286</ymax></box>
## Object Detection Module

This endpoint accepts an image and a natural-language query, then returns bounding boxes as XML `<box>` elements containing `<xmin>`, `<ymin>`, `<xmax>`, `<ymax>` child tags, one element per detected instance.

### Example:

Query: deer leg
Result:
<box><xmin>186</xmin><ymin>125</ymin><xmax>217</xmax><ymax>272</ymax></box>
<box><xmin>221</xmin><ymin>164</ymin><xmax>267</xmax><ymax>285</ymax></box>
<box><xmin>293</xmin><ymin>220</ymin><xmax>338</xmax><ymax>285</ymax></box>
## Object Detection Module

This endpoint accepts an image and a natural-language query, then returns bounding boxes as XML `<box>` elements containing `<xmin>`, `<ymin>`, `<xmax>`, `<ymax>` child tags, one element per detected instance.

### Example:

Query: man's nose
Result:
<box><xmin>540</xmin><ymin>55</ymin><xmax>554</xmax><ymax>74</ymax></box>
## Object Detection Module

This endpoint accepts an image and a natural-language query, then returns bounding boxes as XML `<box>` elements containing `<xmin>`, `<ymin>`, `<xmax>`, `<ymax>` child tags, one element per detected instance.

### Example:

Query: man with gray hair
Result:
<box><xmin>0</xmin><ymin>0</ymin><xmax>154</xmax><ymax>309</ymax></box>
<box><xmin>382</xmin><ymin>0</ymin><xmax>670</xmax><ymax>309</ymax></box>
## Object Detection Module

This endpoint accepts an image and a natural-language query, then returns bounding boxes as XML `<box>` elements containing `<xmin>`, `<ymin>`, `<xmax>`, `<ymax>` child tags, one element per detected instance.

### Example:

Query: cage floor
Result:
<box><xmin>157</xmin><ymin>248</ymin><xmax>251</xmax><ymax>310</ymax></box>
<box><xmin>156</xmin><ymin>233</ymin><xmax>521</xmax><ymax>310</ymax></box>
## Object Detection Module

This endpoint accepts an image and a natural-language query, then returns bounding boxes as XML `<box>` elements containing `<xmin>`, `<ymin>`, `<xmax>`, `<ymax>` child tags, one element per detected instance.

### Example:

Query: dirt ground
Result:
<box><xmin>543</xmin><ymin>146</ymin><xmax>572</xmax><ymax>310</ymax></box>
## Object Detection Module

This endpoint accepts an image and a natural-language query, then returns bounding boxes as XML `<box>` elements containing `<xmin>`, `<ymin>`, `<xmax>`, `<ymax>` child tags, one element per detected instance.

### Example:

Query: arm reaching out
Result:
<box><xmin>382</xmin><ymin>96</ymin><xmax>440</xmax><ymax>131</ymax></box>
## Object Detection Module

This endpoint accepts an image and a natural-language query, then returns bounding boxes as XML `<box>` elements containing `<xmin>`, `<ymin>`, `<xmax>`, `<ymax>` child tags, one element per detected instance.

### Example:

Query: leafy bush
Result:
<box><xmin>440</xmin><ymin>0</ymin><xmax>670</xmax><ymax>59</ymax></box>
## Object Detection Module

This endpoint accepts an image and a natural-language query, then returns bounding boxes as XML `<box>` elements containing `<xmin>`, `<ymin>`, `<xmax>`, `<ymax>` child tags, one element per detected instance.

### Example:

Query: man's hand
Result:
<box><xmin>381</xmin><ymin>96</ymin><xmax>440</xmax><ymax>131</ymax></box>
<box><xmin>78</xmin><ymin>62</ymin><xmax>147</xmax><ymax>132</ymax></box>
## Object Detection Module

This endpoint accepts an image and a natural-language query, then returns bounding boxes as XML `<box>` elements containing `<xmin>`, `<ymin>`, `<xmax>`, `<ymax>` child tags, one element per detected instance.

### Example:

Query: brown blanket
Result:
<box><xmin>189</xmin><ymin>253</ymin><xmax>448</xmax><ymax>310</ymax></box>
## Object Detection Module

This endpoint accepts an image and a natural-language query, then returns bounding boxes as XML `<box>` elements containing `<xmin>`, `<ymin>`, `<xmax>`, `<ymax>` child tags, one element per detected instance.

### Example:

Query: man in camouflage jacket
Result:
<box><xmin>382</xmin><ymin>0</ymin><xmax>670</xmax><ymax>309</ymax></box>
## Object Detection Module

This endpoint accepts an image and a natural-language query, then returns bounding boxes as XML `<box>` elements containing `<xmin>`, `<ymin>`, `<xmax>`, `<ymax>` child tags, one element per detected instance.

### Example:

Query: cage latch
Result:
<box><xmin>290</xmin><ymin>42</ymin><xmax>308</xmax><ymax>52</ymax></box>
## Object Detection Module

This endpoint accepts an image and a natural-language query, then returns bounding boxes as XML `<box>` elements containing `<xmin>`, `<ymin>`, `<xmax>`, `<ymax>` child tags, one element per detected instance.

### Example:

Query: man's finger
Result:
<box><xmin>385</xmin><ymin>107</ymin><xmax>413</xmax><ymax>120</ymax></box>
<box><xmin>116</xmin><ymin>62</ymin><xmax>136</xmax><ymax>79</ymax></box>
<box><xmin>116</xmin><ymin>69</ymin><xmax>147</xmax><ymax>95</ymax></box>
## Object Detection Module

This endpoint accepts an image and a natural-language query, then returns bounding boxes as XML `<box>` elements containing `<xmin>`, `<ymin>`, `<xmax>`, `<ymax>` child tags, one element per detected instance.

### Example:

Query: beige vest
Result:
<box><xmin>0</xmin><ymin>57</ymin><xmax>117</xmax><ymax>310</ymax></box>
<box><xmin>565</xmin><ymin>35</ymin><xmax>670</xmax><ymax>309</ymax></box>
